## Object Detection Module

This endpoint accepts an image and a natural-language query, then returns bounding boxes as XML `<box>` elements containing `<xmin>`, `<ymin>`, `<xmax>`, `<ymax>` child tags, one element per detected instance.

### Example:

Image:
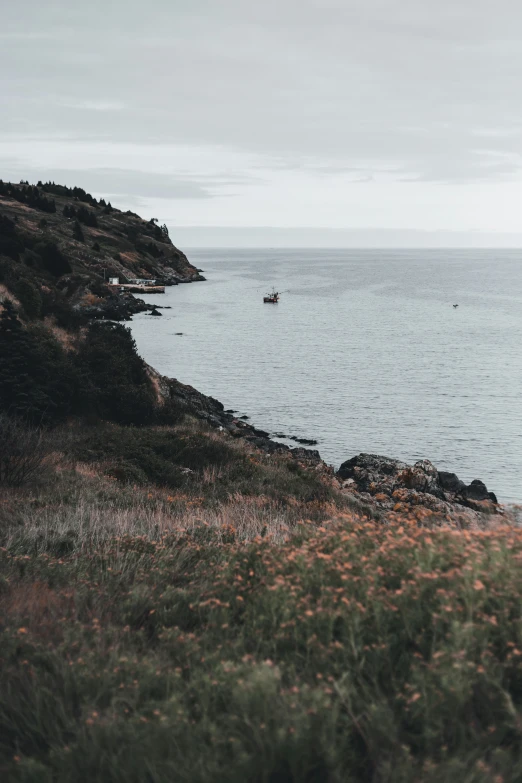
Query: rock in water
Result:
<box><xmin>438</xmin><ymin>471</ymin><xmax>467</xmax><ymax>494</ymax></box>
<box><xmin>464</xmin><ymin>479</ymin><xmax>497</xmax><ymax>503</ymax></box>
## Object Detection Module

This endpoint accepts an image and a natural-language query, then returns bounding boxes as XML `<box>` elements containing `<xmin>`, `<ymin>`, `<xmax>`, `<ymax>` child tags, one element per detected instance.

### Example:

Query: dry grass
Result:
<box><xmin>0</xmin><ymin>283</ymin><xmax>20</xmax><ymax>308</ymax></box>
<box><xmin>0</xmin><ymin>469</ymin><xmax>324</xmax><ymax>556</ymax></box>
<box><xmin>8</xmin><ymin>420</ymin><xmax>521</xmax><ymax>780</ymax></box>
<box><xmin>42</xmin><ymin>316</ymin><xmax>81</xmax><ymax>350</ymax></box>
<box><xmin>3</xmin><ymin>502</ymin><xmax>522</xmax><ymax>781</ymax></box>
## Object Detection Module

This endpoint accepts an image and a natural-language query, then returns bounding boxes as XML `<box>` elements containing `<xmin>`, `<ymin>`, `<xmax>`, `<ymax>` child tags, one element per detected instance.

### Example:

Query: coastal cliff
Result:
<box><xmin>0</xmin><ymin>179</ymin><xmax>203</xmax><ymax>323</ymax></box>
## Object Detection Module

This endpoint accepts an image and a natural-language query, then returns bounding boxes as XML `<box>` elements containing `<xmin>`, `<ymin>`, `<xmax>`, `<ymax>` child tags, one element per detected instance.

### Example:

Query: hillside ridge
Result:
<box><xmin>0</xmin><ymin>179</ymin><xmax>203</xmax><ymax>322</ymax></box>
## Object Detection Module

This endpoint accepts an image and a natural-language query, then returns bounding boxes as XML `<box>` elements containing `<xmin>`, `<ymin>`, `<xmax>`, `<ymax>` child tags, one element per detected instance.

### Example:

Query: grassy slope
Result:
<box><xmin>2</xmin><ymin>475</ymin><xmax>522</xmax><ymax>782</ymax></box>
<box><xmin>2</xmin><ymin>420</ymin><xmax>522</xmax><ymax>782</ymax></box>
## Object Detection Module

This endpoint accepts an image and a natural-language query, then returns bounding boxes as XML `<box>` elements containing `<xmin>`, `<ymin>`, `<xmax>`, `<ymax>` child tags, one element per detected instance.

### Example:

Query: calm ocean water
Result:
<box><xmin>129</xmin><ymin>249</ymin><xmax>522</xmax><ymax>503</ymax></box>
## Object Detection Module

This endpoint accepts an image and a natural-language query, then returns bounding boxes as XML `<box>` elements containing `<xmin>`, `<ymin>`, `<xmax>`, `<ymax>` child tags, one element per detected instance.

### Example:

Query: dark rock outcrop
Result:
<box><xmin>292</xmin><ymin>437</ymin><xmax>319</xmax><ymax>446</ymax></box>
<box><xmin>463</xmin><ymin>479</ymin><xmax>498</xmax><ymax>504</ymax></box>
<box><xmin>338</xmin><ymin>453</ymin><xmax>408</xmax><ymax>482</ymax></box>
<box><xmin>438</xmin><ymin>471</ymin><xmax>467</xmax><ymax>494</ymax></box>
<box><xmin>337</xmin><ymin>452</ymin><xmax>501</xmax><ymax>524</ymax></box>
<box><xmin>78</xmin><ymin>293</ymin><xmax>159</xmax><ymax>321</ymax></box>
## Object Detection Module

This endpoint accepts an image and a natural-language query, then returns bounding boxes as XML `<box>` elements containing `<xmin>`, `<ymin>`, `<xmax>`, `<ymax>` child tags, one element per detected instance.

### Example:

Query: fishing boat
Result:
<box><xmin>263</xmin><ymin>288</ymin><xmax>280</xmax><ymax>303</ymax></box>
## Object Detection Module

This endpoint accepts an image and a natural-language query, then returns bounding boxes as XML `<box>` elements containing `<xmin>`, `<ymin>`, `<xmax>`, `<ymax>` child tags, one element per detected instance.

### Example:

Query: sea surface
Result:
<box><xmin>129</xmin><ymin>249</ymin><xmax>522</xmax><ymax>503</ymax></box>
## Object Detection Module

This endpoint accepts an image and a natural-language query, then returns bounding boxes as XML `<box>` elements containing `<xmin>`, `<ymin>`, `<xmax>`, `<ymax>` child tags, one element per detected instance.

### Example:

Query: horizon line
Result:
<box><xmin>180</xmin><ymin>244</ymin><xmax>522</xmax><ymax>249</ymax></box>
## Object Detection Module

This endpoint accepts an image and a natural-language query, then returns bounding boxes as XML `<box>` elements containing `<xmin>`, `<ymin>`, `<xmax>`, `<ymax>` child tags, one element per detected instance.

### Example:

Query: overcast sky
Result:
<box><xmin>3</xmin><ymin>0</ymin><xmax>522</xmax><ymax>245</ymax></box>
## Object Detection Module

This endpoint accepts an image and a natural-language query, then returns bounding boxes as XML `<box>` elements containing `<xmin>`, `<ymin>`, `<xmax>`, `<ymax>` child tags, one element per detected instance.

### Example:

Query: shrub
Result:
<box><xmin>77</xmin><ymin>206</ymin><xmax>98</xmax><ymax>227</ymax></box>
<box><xmin>105</xmin><ymin>459</ymin><xmax>149</xmax><ymax>485</ymax></box>
<box><xmin>15</xmin><ymin>278</ymin><xmax>42</xmax><ymax>320</ymax></box>
<box><xmin>33</xmin><ymin>240</ymin><xmax>71</xmax><ymax>276</ymax></box>
<box><xmin>0</xmin><ymin>414</ymin><xmax>49</xmax><ymax>486</ymax></box>
<box><xmin>136</xmin><ymin>240</ymin><xmax>162</xmax><ymax>258</ymax></box>
<box><xmin>40</xmin><ymin>288</ymin><xmax>85</xmax><ymax>330</ymax></box>
<box><xmin>0</xmin><ymin>214</ymin><xmax>24</xmax><ymax>261</ymax></box>
<box><xmin>43</xmin><ymin>182</ymin><xmax>98</xmax><ymax>206</ymax></box>
<box><xmin>21</xmin><ymin>249</ymin><xmax>40</xmax><ymax>268</ymax></box>
<box><xmin>0</xmin><ymin>182</ymin><xmax>56</xmax><ymax>212</ymax></box>
<box><xmin>71</xmin><ymin>425</ymin><xmax>246</xmax><ymax>488</ymax></box>
<box><xmin>5</xmin><ymin>518</ymin><xmax>522</xmax><ymax>779</ymax></box>
<box><xmin>64</xmin><ymin>205</ymin><xmax>98</xmax><ymax>227</ymax></box>
<box><xmin>153</xmin><ymin>395</ymin><xmax>187</xmax><ymax>426</ymax></box>
<box><xmin>72</xmin><ymin>220</ymin><xmax>84</xmax><ymax>242</ymax></box>
<box><xmin>0</xmin><ymin>307</ymin><xmax>160</xmax><ymax>427</ymax></box>
<box><xmin>0</xmin><ymin>302</ymin><xmax>76</xmax><ymax>425</ymax></box>
<box><xmin>75</xmin><ymin>322</ymin><xmax>157</xmax><ymax>425</ymax></box>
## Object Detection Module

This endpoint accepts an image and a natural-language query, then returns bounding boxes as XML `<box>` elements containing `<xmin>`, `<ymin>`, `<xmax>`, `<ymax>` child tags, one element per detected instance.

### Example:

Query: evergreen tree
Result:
<box><xmin>15</xmin><ymin>279</ymin><xmax>42</xmax><ymax>320</ymax></box>
<box><xmin>76</xmin><ymin>206</ymin><xmax>98</xmax><ymax>227</ymax></box>
<box><xmin>0</xmin><ymin>301</ymin><xmax>74</xmax><ymax>424</ymax></box>
<box><xmin>75</xmin><ymin>321</ymin><xmax>156</xmax><ymax>425</ymax></box>
<box><xmin>73</xmin><ymin>219</ymin><xmax>84</xmax><ymax>242</ymax></box>
<box><xmin>0</xmin><ymin>214</ymin><xmax>23</xmax><ymax>261</ymax></box>
<box><xmin>33</xmin><ymin>240</ymin><xmax>72</xmax><ymax>276</ymax></box>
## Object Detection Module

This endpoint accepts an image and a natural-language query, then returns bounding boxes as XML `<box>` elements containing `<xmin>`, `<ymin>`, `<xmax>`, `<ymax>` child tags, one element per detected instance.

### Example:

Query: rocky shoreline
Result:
<box><xmin>145</xmin><ymin>365</ymin><xmax>509</xmax><ymax>528</ymax></box>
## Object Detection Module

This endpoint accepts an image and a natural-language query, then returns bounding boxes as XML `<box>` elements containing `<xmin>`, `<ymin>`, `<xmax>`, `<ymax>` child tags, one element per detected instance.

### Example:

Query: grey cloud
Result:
<box><xmin>3</xmin><ymin>0</ymin><xmax>522</xmax><ymax>185</ymax></box>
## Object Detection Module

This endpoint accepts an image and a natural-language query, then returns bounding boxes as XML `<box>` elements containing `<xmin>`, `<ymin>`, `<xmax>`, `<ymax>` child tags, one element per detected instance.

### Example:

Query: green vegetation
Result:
<box><xmin>63</xmin><ymin>205</ymin><xmax>98</xmax><ymax>227</ymax></box>
<box><xmin>67</xmin><ymin>421</ymin><xmax>338</xmax><ymax>506</ymax></box>
<box><xmin>0</xmin><ymin>306</ymin><xmax>166</xmax><ymax>427</ymax></box>
<box><xmin>33</xmin><ymin>240</ymin><xmax>72</xmax><ymax>276</ymax></box>
<box><xmin>76</xmin><ymin>321</ymin><xmax>158</xmax><ymax>425</ymax></box>
<box><xmin>0</xmin><ymin>214</ymin><xmax>24</xmax><ymax>261</ymax></box>
<box><xmin>72</xmin><ymin>219</ymin><xmax>85</xmax><ymax>242</ymax></box>
<box><xmin>0</xmin><ymin>413</ymin><xmax>49</xmax><ymax>487</ymax></box>
<box><xmin>39</xmin><ymin>181</ymin><xmax>99</xmax><ymax>207</ymax></box>
<box><xmin>14</xmin><ymin>279</ymin><xmax>42</xmax><ymax>320</ymax></box>
<box><xmin>2</xmin><ymin>485</ymin><xmax>522</xmax><ymax>782</ymax></box>
<box><xmin>0</xmin><ymin>302</ymin><xmax>75</xmax><ymax>425</ymax></box>
<box><xmin>0</xmin><ymin>180</ymin><xmax>56</xmax><ymax>213</ymax></box>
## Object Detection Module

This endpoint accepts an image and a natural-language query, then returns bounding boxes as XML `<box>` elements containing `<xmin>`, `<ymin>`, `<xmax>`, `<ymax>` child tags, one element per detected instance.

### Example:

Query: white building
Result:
<box><xmin>127</xmin><ymin>278</ymin><xmax>157</xmax><ymax>285</ymax></box>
